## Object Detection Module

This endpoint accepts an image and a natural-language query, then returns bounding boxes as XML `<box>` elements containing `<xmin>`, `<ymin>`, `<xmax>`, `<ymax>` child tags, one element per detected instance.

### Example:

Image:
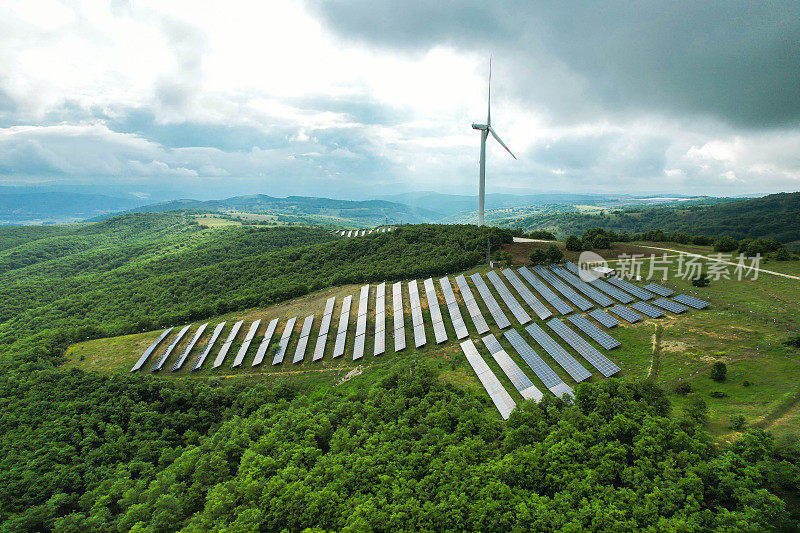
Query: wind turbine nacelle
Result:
<box><xmin>472</xmin><ymin>123</ymin><xmax>488</xmax><ymax>130</ymax></box>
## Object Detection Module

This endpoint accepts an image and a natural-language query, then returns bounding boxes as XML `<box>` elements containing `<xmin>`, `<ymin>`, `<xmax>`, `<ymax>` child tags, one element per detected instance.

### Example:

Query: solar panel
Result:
<box><xmin>409</xmin><ymin>280</ymin><xmax>421</xmax><ymax>309</ymax></box>
<box><xmin>213</xmin><ymin>320</ymin><xmax>244</xmax><ymax>368</ymax></box>
<box><xmin>672</xmin><ymin>294</ymin><xmax>709</xmax><ymax>309</ymax></box>
<box><xmin>644</xmin><ymin>282</ymin><xmax>675</xmax><ymax>297</ymax></box>
<box><xmin>470</xmin><ymin>273</ymin><xmax>512</xmax><ymax>329</ymax></box>
<box><xmin>486</xmin><ymin>270</ymin><xmax>532</xmax><ymax>324</ymax></box>
<box><xmin>652</xmin><ymin>297</ymin><xmax>689</xmax><ymax>313</ymax></box>
<box><xmin>131</xmin><ymin>327</ymin><xmax>173</xmax><ymax>372</ymax></box>
<box><xmin>454</xmin><ymin>274</ymin><xmax>490</xmax><ymax>334</ymax></box>
<box><xmin>482</xmin><ymin>334</ymin><xmax>543</xmax><ymax>402</ymax></box>
<box><xmin>392</xmin><ymin>282</ymin><xmax>406</xmax><ymax>352</ymax></box>
<box><xmin>524</xmin><ymin>323</ymin><xmax>592</xmax><ymax>382</ymax></box>
<box><xmin>313</xmin><ymin>297</ymin><xmax>336</xmax><ymax>361</ymax></box>
<box><xmin>460</xmin><ymin>339</ymin><xmax>517</xmax><ymax>419</ymax></box>
<box><xmin>374</xmin><ymin>283</ymin><xmax>386</xmax><ymax>334</ymax></box>
<box><xmin>608</xmin><ymin>305</ymin><xmax>643</xmax><ymax>323</ymax></box>
<box><xmin>171</xmin><ymin>323</ymin><xmax>208</xmax><ymax>371</ymax></box>
<box><xmin>562</xmin><ymin>262</ymin><xmax>635</xmax><ymax>303</ymax></box>
<box><xmin>548</xmin><ymin>264</ymin><xmax>614</xmax><ymax>306</ymax></box>
<box><xmin>588</xmin><ymin>309</ymin><xmax>619</xmax><ymax>328</ymax></box>
<box><xmin>439</xmin><ymin>278</ymin><xmax>468</xmax><ymax>340</ymax></box>
<box><xmin>424</xmin><ymin>278</ymin><xmax>448</xmax><ymax>343</ymax></box>
<box><xmin>358</xmin><ymin>284</ymin><xmax>369</xmax><ymax>316</ymax></box>
<box><xmin>252</xmin><ymin>318</ymin><xmax>279</xmax><ymax>366</ymax></box>
<box><xmin>272</xmin><ymin>317</ymin><xmax>297</xmax><ymax>365</ymax></box>
<box><xmin>332</xmin><ymin>294</ymin><xmax>351</xmax><ymax>358</ymax></box>
<box><xmin>413</xmin><ymin>324</ymin><xmax>426</xmax><ymax>348</ymax></box>
<box><xmin>546</xmin><ymin>318</ymin><xmax>621</xmax><ymax>377</ymax></box>
<box><xmin>353</xmin><ymin>333</ymin><xmax>365</xmax><ymax>360</ymax></box>
<box><xmin>517</xmin><ymin>267</ymin><xmax>574</xmax><ymax>315</ymax></box>
<box><xmin>192</xmin><ymin>322</ymin><xmax>226</xmax><ymax>370</ymax></box>
<box><xmin>232</xmin><ymin>319</ymin><xmax>261</xmax><ymax>367</ymax></box>
<box><xmin>409</xmin><ymin>280</ymin><xmax>425</xmax><ymax>340</ymax></box>
<box><xmin>606</xmin><ymin>277</ymin><xmax>656</xmax><ymax>300</ymax></box>
<box><xmin>501</xmin><ymin>269</ymin><xmax>552</xmax><ymax>320</ymax></box>
<box><xmin>503</xmin><ymin>329</ymin><xmax>574</xmax><ymax>399</ymax></box>
<box><xmin>373</xmin><ymin>329</ymin><xmax>385</xmax><ymax>355</ymax></box>
<box><xmin>151</xmin><ymin>324</ymin><xmax>191</xmax><ymax>371</ymax></box>
<box><xmin>567</xmin><ymin>314</ymin><xmax>621</xmax><ymax>350</ymax></box>
<box><xmin>630</xmin><ymin>301</ymin><xmax>666</xmax><ymax>318</ymax></box>
<box><xmin>532</xmin><ymin>265</ymin><xmax>593</xmax><ymax>311</ymax></box>
<box><xmin>292</xmin><ymin>315</ymin><xmax>314</xmax><ymax>363</ymax></box>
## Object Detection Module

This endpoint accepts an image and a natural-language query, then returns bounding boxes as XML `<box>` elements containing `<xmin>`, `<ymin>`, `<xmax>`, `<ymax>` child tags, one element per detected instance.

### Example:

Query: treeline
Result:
<box><xmin>514</xmin><ymin>191</ymin><xmax>800</xmax><ymax>245</ymax></box>
<box><xmin>2</xmin><ymin>366</ymin><xmax>797</xmax><ymax>530</ymax></box>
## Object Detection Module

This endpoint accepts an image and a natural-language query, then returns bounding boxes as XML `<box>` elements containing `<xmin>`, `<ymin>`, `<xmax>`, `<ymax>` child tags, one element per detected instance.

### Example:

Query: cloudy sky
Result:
<box><xmin>1</xmin><ymin>0</ymin><xmax>799</xmax><ymax>201</ymax></box>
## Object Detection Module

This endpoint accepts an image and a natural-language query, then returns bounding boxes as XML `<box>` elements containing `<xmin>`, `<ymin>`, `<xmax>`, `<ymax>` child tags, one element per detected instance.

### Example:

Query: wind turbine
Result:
<box><xmin>472</xmin><ymin>58</ymin><xmax>516</xmax><ymax>226</ymax></box>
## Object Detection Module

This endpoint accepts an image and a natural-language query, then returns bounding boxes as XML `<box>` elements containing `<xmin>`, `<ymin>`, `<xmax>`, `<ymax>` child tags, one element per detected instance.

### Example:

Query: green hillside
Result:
<box><xmin>495</xmin><ymin>191</ymin><xmax>800</xmax><ymax>246</ymax></box>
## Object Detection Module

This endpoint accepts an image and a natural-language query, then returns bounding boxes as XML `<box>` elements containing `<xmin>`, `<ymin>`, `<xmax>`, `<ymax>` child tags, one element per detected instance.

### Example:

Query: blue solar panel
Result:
<box><xmin>501</xmin><ymin>269</ymin><xmax>552</xmax><ymax>320</ymax></box>
<box><xmin>608</xmin><ymin>305</ymin><xmax>643</xmax><ymax>323</ymax></box>
<box><xmin>482</xmin><ymin>334</ymin><xmax>543</xmax><ymax>402</ymax></box>
<box><xmin>606</xmin><ymin>277</ymin><xmax>656</xmax><ymax>300</ymax></box>
<box><xmin>630</xmin><ymin>301</ymin><xmax>666</xmax><ymax>318</ymax></box>
<box><xmin>504</xmin><ymin>329</ymin><xmax>575</xmax><ymax>399</ymax></box>
<box><xmin>562</xmin><ymin>262</ymin><xmax>635</xmax><ymax>303</ymax></box>
<box><xmin>470</xmin><ymin>273</ymin><xmax>512</xmax><ymax>329</ymax></box>
<box><xmin>566</xmin><ymin>314</ymin><xmax>621</xmax><ymax>349</ymax></box>
<box><xmin>131</xmin><ymin>327</ymin><xmax>173</xmax><ymax>372</ymax></box>
<box><xmin>532</xmin><ymin>265</ymin><xmax>593</xmax><ymax>311</ymax></box>
<box><xmin>652</xmin><ymin>297</ymin><xmax>689</xmax><ymax>313</ymax></box>
<box><xmin>486</xmin><ymin>270</ymin><xmax>531</xmax><ymax>324</ymax></box>
<box><xmin>672</xmin><ymin>294</ymin><xmax>709</xmax><ymax>309</ymax></box>
<box><xmin>644</xmin><ymin>283</ymin><xmax>675</xmax><ymax>297</ymax></box>
<box><xmin>524</xmin><ymin>323</ymin><xmax>591</xmax><ymax>382</ymax></box>
<box><xmin>517</xmin><ymin>267</ymin><xmax>574</xmax><ymax>315</ymax></box>
<box><xmin>588</xmin><ymin>309</ymin><xmax>619</xmax><ymax>328</ymax></box>
<box><xmin>546</xmin><ymin>318</ymin><xmax>621</xmax><ymax>377</ymax></box>
<box><xmin>548</xmin><ymin>264</ymin><xmax>614</xmax><ymax>306</ymax></box>
<box><xmin>455</xmin><ymin>275</ymin><xmax>491</xmax><ymax>334</ymax></box>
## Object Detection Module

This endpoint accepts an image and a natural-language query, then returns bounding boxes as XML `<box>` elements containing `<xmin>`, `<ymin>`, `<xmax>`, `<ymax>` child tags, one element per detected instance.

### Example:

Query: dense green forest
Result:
<box><xmin>503</xmin><ymin>192</ymin><xmax>800</xmax><ymax>246</ymax></box>
<box><xmin>1</xmin><ymin>213</ymin><xmax>799</xmax><ymax>531</ymax></box>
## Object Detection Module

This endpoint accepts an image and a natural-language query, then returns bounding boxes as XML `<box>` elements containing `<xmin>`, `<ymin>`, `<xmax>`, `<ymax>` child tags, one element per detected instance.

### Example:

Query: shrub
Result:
<box><xmin>545</xmin><ymin>244</ymin><xmax>564</xmax><ymax>263</ymax></box>
<box><xmin>692</xmin><ymin>235</ymin><xmax>714</xmax><ymax>246</ymax></box>
<box><xmin>494</xmin><ymin>250</ymin><xmax>512</xmax><ymax>266</ymax></box>
<box><xmin>729</xmin><ymin>414</ymin><xmax>747</xmax><ymax>430</ymax></box>
<box><xmin>529</xmin><ymin>249</ymin><xmax>547</xmax><ymax>264</ymax></box>
<box><xmin>743</xmin><ymin>380</ymin><xmax>751</xmax><ymax>387</ymax></box>
<box><xmin>592</xmin><ymin>235</ymin><xmax>612</xmax><ymax>249</ymax></box>
<box><xmin>565</xmin><ymin>235</ymin><xmax>582</xmax><ymax>251</ymax></box>
<box><xmin>774</xmin><ymin>247</ymin><xmax>790</xmax><ymax>261</ymax></box>
<box><xmin>785</xmin><ymin>335</ymin><xmax>800</xmax><ymax>348</ymax></box>
<box><xmin>685</xmin><ymin>398</ymin><xmax>709</xmax><ymax>424</ymax></box>
<box><xmin>528</xmin><ymin>230</ymin><xmax>556</xmax><ymax>240</ymax></box>
<box><xmin>692</xmin><ymin>274</ymin><xmax>710</xmax><ymax>287</ymax></box>
<box><xmin>674</xmin><ymin>381</ymin><xmax>692</xmax><ymax>395</ymax></box>
<box><xmin>710</xmin><ymin>391</ymin><xmax>727</xmax><ymax>398</ymax></box>
<box><xmin>713</xmin><ymin>236</ymin><xmax>739</xmax><ymax>252</ymax></box>
<box><xmin>710</xmin><ymin>361</ymin><xmax>727</xmax><ymax>382</ymax></box>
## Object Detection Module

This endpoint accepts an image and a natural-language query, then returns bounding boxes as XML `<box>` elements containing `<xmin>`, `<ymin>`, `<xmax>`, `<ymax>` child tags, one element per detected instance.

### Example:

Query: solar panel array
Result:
<box><xmin>470</xmin><ymin>273</ymin><xmax>512</xmax><ymax>329</ymax></box>
<box><xmin>333</xmin><ymin>295</ymin><xmax>352</xmax><ymax>358</ymax></box>
<box><xmin>131</xmin><ymin>327</ymin><xmax>173</xmax><ymax>372</ymax></box>
<box><xmin>373</xmin><ymin>283</ymin><xmax>386</xmax><ymax>355</ymax></box>
<box><xmin>353</xmin><ymin>284</ymin><xmax>369</xmax><ymax>360</ymax></box>
<box><xmin>482</xmin><ymin>334</ymin><xmax>543</xmax><ymax>402</ymax></box>
<box><xmin>454</xmin><ymin>275</ymin><xmax>490</xmax><ymax>334</ymax></box>
<box><xmin>562</xmin><ymin>262</ymin><xmax>635</xmax><ymax>303</ymax></box>
<box><xmin>549</xmin><ymin>264</ymin><xmax>614</xmax><ymax>307</ymax></box>
<box><xmin>293</xmin><ymin>315</ymin><xmax>314</xmax><ymax>363</ymax></box>
<box><xmin>567</xmin><ymin>314</ymin><xmax>621</xmax><ymax>349</ymax></box>
<box><xmin>532</xmin><ymin>265</ymin><xmax>593</xmax><ymax>311</ymax></box>
<box><xmin>152</xmin><ymin>324</ymin><xmax>190</xmax><ymax>371</ymax></box>
<box><xmin>392</xmin><ymin>282</ymin><xmax>406</xmax><ymax>352</ymax></box>
<box><xmin>502</xmin><ymin>269</ymin><xmax>552</xmax><ymax>320</ymax></box>
<box><xmin>192</xmin><ymin>322</ymin><xmax>226</xmax><ymax>370</ymax></box>
<box><xmin>486</xmin><ymin>270</ymin><xmax>532</xmax><ymax>324</ymax></box>
<box><xmin>424</xmin><ymin>278</ymin><xmax>448</xmax><ymax>344</ymax></box>
<box><xmin>606</xmin><ymin>277</ymin><xmax>655</xmax><ymax>300</ymax></box>
<box><xmin>313</xmin><ymin>297</ymin><xmax>335</xmax><ymax>361</ymax></box>
<box><xmin>652</xmin><ymin>297</ymin><xmax>689</xmax><ymax>313</ymax></box>
<box><xmin>504</xmin><ymin>329</ymin><xmax>575</xmax><ymax>399</ymax></box>
<box><xmin>252</xmin><ymin>318</ymin><xmax>279</xmax><ymax>366</ymax></box>
<box><xmin>546</xmin><ymin>318</ymin><xmax>621</xmax><ymax>377</ymax></box>
<box><xmin>171</xmin><ymin>323</ymin><xmax>208</xmax><ymax>371</ymax></box>
<box><xmin>214</xmin><ymin>320</ymin><xmax>244</xmax><ymax>368</ymax></box>
<box><xmin>517</xmin><ymin>267</ymin><xmax>574</xmax><ymax>315</ymax></box>
<box><xmin>232</xmin><ymin>319</ymin><xmax>261</xmax><ymax>367</ymax></box>
<box><xmin>460</xmin><ymin>339</ymin><xmax>516</xmax><ymax>419</ymax></box>
<box><xmin>630</xmin><ymin>301</ymin><xmax>666</xmax><ymax>318</ymax></box>
<box><xmin>272</xmin><ymin>317</ymin><xmax>296</xmax><ymax>365</ymax></box>
<box><xmin>408</xmin><ymin>280</ymin><xmax>427</xmax><ymax>348</ymax></box>
<box><xmin>672</xmin><ymin>294</ymin><xmax>710</xmax><ymax>309</ymax></box>
<box><xmin>608</xmin><ymin>305</ymin><xmax>643</xmax><ymax>323</ymax></box>
<box><xmin>588</xmin><ymin>309</ymin><xmax>619</xmax><ymax>328</ymax></box>
<box><xmin>644</xmin><ymin>282</ymin><xmax>674</xmax><ymax>297</ymax></box>
<box><xmin>440</xmin><ymin>277</ymin><xmax>469</xmax><ymax>339</ymax></box>
<box><xmin>524</xmin><ymin>323</ymin><xmax>591</xmax><ymax>382</ymax></box>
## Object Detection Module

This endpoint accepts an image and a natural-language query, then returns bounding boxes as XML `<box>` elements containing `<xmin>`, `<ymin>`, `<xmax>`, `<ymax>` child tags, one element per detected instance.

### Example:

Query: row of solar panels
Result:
<box><xmin>335</xmin><ymin>227</ymin><xmax>395</xmax><ymax>238</ymax></box>
<box><xmin>132</xmin><ymin>268</ymin><xmax>708</xmax><ymax>372</ymax></box>
<box><xmin>460</xmin><ymin>314</ymin><xmax>623</xmax><ymax>419</ymax></box>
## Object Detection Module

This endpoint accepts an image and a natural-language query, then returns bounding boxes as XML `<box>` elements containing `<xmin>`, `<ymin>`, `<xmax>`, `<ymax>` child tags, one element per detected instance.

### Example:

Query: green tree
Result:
<box><xmin>714</xmin><ymin>236</ymin><xmax>739</xmax><ymax>252</ymax></box>
<box><xmin>529</xmin><ymin>249</ymin><xmax>547</xmax><ymax>264</ymax></box>
<box><xmin>686</xmin><ymin>398</ymin><xmax>709</xmax><ymax>424</ymax></box>
<box><xmin>494</xmin><ymin>250</ymin><xmax>512</xmax><ymax>266</ymax></box>
<box><xmin>692</xmin><ymin>273</ymin><xmax>710</xmax><ymax>287</ymax></box>
<box><xmin>592</xmin><ymin>235</ymin><xmax>611</xmax><ymax>249</ymax></box>
<box><xmin>565</xmin><ymin>235</ymin><xmax>582</xmax><ymax>251</ymax></box>
<box><xmin>711</xmin><ymin>361</ymin><xmax>727</xmax><ymax>382</ymax></box>
<box><xmin>545</xmin><ymin>244</ymin><xmax>564</xmax><ymax>263</ymax></box>
<box><xmin>730</xmin><ymin>414</ymin><xmax>746</xmax><ymax>430</ymax></box>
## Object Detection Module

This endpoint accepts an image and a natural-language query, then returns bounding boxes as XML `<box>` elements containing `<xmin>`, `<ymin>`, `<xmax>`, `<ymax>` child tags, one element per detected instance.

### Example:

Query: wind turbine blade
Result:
<box><xmin>487</xmin><ymin>57</ymin><xmax>491</xmax><ymax>127</ymax></box>
<box><xmin>489</xmin><ymin>127</ymin><xmax>516</xmax><ymax>160</ymax></box>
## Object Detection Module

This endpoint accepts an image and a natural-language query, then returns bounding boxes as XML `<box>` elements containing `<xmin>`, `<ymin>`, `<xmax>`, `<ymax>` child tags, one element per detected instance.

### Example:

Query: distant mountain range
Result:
<box><xmin>93</xmin><ymin>194</ymin><xmax>441</xmax><ymax>226</ymax></box>
<box><xmin>0</xmin><ymin>192</ymin><xmax>145</xmax><ymax>225</ymax></box>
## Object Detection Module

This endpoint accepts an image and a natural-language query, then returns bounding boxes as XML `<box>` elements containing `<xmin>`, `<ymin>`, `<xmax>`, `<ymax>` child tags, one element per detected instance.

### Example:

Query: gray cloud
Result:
<box><xmin>309</xmin><ymin>0</ymin><xmax>800</xmax><ymax>128</ymax></box>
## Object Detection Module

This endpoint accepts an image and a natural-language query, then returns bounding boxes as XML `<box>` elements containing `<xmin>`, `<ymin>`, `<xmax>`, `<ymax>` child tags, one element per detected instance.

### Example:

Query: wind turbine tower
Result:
<box><xmin>472</xmin><ymin>59</ymin><xmax>516</xmax><ymax>226</ymax></box>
